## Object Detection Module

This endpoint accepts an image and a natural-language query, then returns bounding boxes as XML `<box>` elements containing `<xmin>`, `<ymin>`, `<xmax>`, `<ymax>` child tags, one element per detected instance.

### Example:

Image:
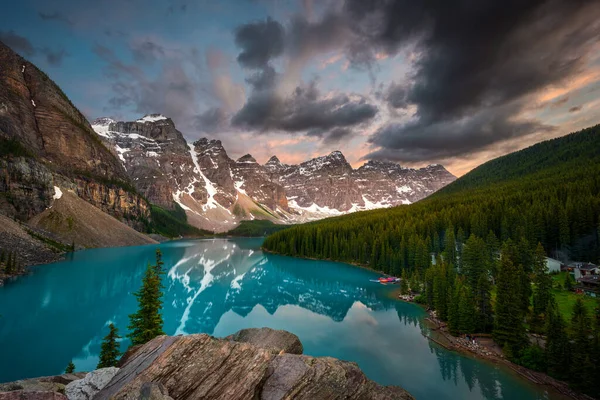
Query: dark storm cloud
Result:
<box><xmin>569</xmin><ymin>105</ymin><xmax>583</xmax><ymax>113</ymax></box>
<box><xmin>345</xmin><ymin>0</ymin><xmax>600</xmax><ymax>162</ymax></box>
<box><xmin>245</xmin><ymin>64</ymin><xmax>277</xmax><ymax>90</ymax></box>
<box><xmin>385</xmin><ymin>82</ymin><xmax>408</xmax><ymax>109</ymax></box>
<box><xmin>366</xmin><ymin>104</ymin><xmax>556</xmax><ymax>162</ymax></box>
<box><xmin>308</xmin><ymin>127</ymin><xmax>354</xmax><ymax>144</ymax></box>
<box><xmin>234</xmin><ymin>17</ymin><xmax>284</xmax><ymax>69</ymax></box>
<box><xmin>232</xmin><ymin>80</ymin><xmax>377</xmax><ymax>134</ymax></box>
<box><xmin>38</xmin><ymin>11</ymin><xmax>74</xmax><ymax>26</ymax></box>
<box><xmin>194</xmin><ymin>107</ymin><xmax>228</xmax><ymax>133</ymax></box>
<box><xmin>0</xmin><ymin>30</ymin><xmax>35</xmax><ymax>56</ymax></box>
<box><xmin>232</xmin><ymin>12</ymin><xmax>375</xmax><ymax>141</ymax></box>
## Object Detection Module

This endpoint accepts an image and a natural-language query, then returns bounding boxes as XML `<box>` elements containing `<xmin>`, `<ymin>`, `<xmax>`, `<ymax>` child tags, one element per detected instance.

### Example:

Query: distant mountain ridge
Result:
<box><xmin>92</xmin><ymin>116</ymin><xmax>456</xmax><ymax>231</ymax></box>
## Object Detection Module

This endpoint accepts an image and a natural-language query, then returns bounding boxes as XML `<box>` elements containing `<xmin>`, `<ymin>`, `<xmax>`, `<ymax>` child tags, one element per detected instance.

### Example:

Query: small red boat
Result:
<box><xmin>378</xmin><ymin>276</ymin><xmax>400</xmax><ymax>284</ymax></box>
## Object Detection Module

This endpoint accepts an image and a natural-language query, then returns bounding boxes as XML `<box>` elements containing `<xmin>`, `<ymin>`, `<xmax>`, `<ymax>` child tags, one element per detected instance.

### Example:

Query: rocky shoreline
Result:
<box><xmin>400</xmin><ymin>298</ymin><xmax>591</xmax><ymax>400</ymax></box>
<box><xmin>0</xmin><ymin>328</ymin><xmax>414</xmax><ymax>400</ymax></box>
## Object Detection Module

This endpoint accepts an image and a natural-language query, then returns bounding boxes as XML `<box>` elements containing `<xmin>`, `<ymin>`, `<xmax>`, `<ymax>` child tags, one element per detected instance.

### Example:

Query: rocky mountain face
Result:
<box><xmin>0</xmin><ymin>328</ymin><xmax>413</xmax><ymax>400</ymax></box>
<box><xmin>0</xmin><ymin>41</ymin><xmax>152</xmax><ymax>260</ymax></box>
<box><xmin>93</xmin><ymin>115</ymin><xmax>456</xmax><ymax>231</ymax></box>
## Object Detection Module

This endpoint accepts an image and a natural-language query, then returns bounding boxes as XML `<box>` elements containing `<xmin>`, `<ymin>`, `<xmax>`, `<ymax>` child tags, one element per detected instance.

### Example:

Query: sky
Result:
<box><xmin>1</xmin><ymin>0</ymin><xmax>599</xmax><ymax>176</ymax></box>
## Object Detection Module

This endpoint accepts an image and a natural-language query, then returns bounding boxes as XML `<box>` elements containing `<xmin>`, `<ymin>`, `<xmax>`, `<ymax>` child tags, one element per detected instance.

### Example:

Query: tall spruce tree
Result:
<box><xmin>475</xmin><ymin>273</ymin><xmax>493</xmax><ymax>332</ymax></box>
<box><xmin>493</xmin><ymin>254</ymin><xmax>526</xmax><ymax>358</ymax></box>
<box><xmin>448</xmin><ymin>280</ymin><xmax>462</xmax><ymax>336</ymax></box>
<box><xmin>400</xmin><ymin>269</ymin><xmax>409</xmax><ymax>295</ymax></box>
<box><xmin>97</xmin><ymin>323</ymin><xmax>121</xmax><ymax>368</ymax></box>
<box><xmin>532</xmin><ymin>243</ymin><xmax>552</xmax><ymax>321</ymax></box>
<box><xmin>127</xmin><ymin>250</ymin><xmax>165</xmax><ymax>346</ymax></box>
<box><xmin>545</xmin><ymin>298</ymin><xmax>570</xmax><ymax>380</ymax></box>
<box><xmin>458</xmin><ymin>284</ymin><xmax>476</xmax><ymax>334</ymax></box>
<box><xmin>570</xmin><ymin>299</ymin><xmax>593</xmax><ymax>393</ymax></box>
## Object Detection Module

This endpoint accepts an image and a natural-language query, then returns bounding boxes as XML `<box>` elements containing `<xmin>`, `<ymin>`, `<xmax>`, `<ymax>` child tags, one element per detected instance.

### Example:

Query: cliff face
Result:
<box><xmin>0</xmin><ymin>41</ymin><xmax>126</xmax><ymax>180</ymax></box>
<box><xmin>91</xmin><ymin>116</ymin><xmax>201</xmax><ymax>209</ymax></box>
<box><xmin>0</xmin><ymin>41</ymin><xmax>151</xmax><ymax>253</ymax></box>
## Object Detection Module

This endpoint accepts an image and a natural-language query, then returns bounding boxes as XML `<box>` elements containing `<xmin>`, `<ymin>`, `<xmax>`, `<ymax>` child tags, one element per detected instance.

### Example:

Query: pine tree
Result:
<box><xmin>493</xmin><ymin>255</ymin><xmax>526</xmax><ymax>358</ymax></box>
<box><xmin>570</xmin><ymin>300</ymin><xmax>592</xmax><ymax>392</ymax></box>
<box><xmin>545</xmin><ymin>298</ymin><xmax>570</xmax><ymax>380</ymax></box>
<box><xmin>127</xmin><ymin>250</ymin><xmax>165</xmax><ymax>346</ymax></box>
<box><xmin>458</xmin><ymin>284</ymin><xmax>476</xmax><ymax>334</ymax></box>
<box><xmin>564</xmin><ymin>273</ymin><xmax>574</xmax><ymax>291</ymax></box>
<box><xmin>444</xmin><ymin>226</ymin><xmax>456</xmax><ymax>265</ymax></box>
<box><xmin>65</xmin><ymin>361</ymin><xmax>75</xmax><ymax>373</ymax></box>
<box><xmin>448</xmin><ymin>281</ymin><xmax>461</xmax><ymax>336</ymax></box>
<box><xmin>97</xmin><ymin>323</ymin><xmax>121</xmax><ymax>368</ymax></box>
<box><xmin>400</xmin><ymin>269</ymin><xmax>409</xmax><ymax>295</ymax></box>
<box><xmin>475</xmin><ymin>273</ymin><xmax>493</xmax><ymax>332</ymax></box>
<box><xmin>571</xmin><ymin>298</ymin><xmax>587</xmax><ymax>327</ymax></box>
<box><xmin>532</xmin><ymin>243</ymin><xmax>552</xmax><ymax>321</ymax></box>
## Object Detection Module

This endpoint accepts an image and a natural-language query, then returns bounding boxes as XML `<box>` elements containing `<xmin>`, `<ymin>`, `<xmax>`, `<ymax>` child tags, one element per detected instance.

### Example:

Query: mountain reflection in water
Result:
<box><xmin>0</xmin><ymin>238</ymin><xmax>561</xmax><ymax>399</ymax></box>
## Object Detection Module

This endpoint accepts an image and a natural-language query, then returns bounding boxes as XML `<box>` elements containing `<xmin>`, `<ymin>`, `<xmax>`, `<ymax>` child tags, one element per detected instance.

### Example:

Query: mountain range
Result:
<box><xmin>90</xmin><ymin>115</ymin><xmax>455</xmax><ymax>232</ymax></box>
<box><xmin>0</xmin><ymin>40</ymin><xmax>455</xmax><ymax>265</ymax></box>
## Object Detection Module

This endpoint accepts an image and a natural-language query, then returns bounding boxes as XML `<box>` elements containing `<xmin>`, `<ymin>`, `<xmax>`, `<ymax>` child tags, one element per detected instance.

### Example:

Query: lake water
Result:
<box><xmin>0</xmin><ymin>238</ymin><xmax>562</xmax><ymax>399</ymax></box>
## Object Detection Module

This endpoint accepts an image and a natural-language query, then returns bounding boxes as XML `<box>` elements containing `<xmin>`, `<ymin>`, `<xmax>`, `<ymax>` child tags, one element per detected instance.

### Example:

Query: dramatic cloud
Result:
<box><xmin>384</xmin><ymin>82</ymin><xmax>408</xmax><ymax>109</ymax></box>
<box><xmin>232</xmin><ymin>14</ymin><xmax>376</xmax><ymax>143</ymax></box>
<box><xmin>0</xmin><ymin>30</ymin><xmax>35</xmax><ymax>56</ymax></box>
<box><xmin>234</xmin><ymin>17</ymin><xmax>284</xmax><ymax>69</ymax></box>
<box><xmin>366</xmin><ymin>104</ymin><xmax>555</xmax><ymax>162</ymax></box>
<box><xmin>232</xmin><ymin>79</ymin><xmax>377</xmax><ymax>134</ymax></box>
<box><xmin>343</xmin><ymin>0</ymin><xmax>600</xmax><ymax>162</ymax></box>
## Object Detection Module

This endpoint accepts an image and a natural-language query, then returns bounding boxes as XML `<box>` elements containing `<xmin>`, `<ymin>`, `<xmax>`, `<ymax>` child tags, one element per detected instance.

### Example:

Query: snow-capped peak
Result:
<box><xmin>266</xmin><ymin>155</ymin><xmax>282</xmax><ymax>165</ymax></box>
<box><xmin>137</xmin><ymin>114</ymin><xmax>168</xmax><ymax>123</ymax></box>
<box><xmin>91</xmin><ymin>117</ymin><xmax>116</xmax><ymax>138</ymax></box>
<box><xmin>91</xmin><ymin>117</ymin><xmax>115</xmax><ymax>126</ymax></box>
<box><xmin>237</xmin><ymin>154</ymin><xmax>257</xmax><ymax>164</ymax></box>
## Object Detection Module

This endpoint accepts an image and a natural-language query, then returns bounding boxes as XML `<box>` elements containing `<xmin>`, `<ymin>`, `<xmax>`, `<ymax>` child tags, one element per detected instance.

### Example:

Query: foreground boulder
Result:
<box><xmin>95</xmin><ymin>328</ymin><xmax>413</xmax><ymax>400</ymax></box>
<box><xmin>226</xmin><ymin>327</ymin><xmax>303</xmax><ymax>355</ymax></box>
<box><xmin>64</xmin><ymin>368</ymin><xmax>119</xmax><ymax>400</ymax></box>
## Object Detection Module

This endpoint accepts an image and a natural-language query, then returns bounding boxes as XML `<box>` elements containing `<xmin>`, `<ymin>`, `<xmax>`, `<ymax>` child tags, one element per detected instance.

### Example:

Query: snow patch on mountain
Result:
<box><xmin>53</xmin><ymin>186</ymin><xmax>63</xmax><ymax>200</ymax></box>
<box><xmin>137</xmin><ymin>114</ymin><xmax>167</xmax><ymax>123</ymax></box>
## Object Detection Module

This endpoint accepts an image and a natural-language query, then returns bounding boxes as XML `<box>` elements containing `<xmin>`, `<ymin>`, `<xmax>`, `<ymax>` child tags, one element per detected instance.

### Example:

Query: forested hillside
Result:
<box><xmin>264</xmin><ymin>125</ymin><xmax>600</xmax><ymax>271</ymax></box>
<box><xmin>263</xmin><ymin>124</ymin><xmax>600</xmax><ymax>397</ymax></box>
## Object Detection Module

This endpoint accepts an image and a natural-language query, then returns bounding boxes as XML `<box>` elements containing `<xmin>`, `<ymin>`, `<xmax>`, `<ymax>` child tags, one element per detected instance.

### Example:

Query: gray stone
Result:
<box><xmin>227</xmin><ymin>327</ymin><xmax>303</xmax><ymax>355</ymax></box>
<box><xmin>64</xmin><ymin>368</ymin><xmax>119</xmax><ymax>400</ymax></box>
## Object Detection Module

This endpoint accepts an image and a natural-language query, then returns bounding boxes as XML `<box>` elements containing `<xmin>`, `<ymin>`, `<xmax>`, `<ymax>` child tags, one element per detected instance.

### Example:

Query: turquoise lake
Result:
<box><xmin>0</xmin><ymin>238</ymin><xmax>563</xmax><ymax>399</ymax></box>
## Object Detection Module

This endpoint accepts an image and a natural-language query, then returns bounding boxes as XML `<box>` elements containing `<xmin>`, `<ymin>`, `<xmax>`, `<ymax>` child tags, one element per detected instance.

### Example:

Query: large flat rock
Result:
<box><xmin>226</xmin><ymin>327</ymin><xmax>303</xmax><ymax>355</ymax></box>
<box><xmin>95</xmin><ymin>329</ymin><xmax>413</xmax><ymax>400</ymax></box>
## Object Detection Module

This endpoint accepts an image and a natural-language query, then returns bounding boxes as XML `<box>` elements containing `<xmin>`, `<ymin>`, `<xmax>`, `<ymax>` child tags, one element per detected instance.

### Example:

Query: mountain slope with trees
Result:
<box><xmin>263</xmin><ymin>124</ymin><xmax>600</xmax><ymax>398</ymax></box>
<box><xmin>264</xmin><ymin>124</ymin><xmax>600</xmax><ymax>269</ymax></box>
